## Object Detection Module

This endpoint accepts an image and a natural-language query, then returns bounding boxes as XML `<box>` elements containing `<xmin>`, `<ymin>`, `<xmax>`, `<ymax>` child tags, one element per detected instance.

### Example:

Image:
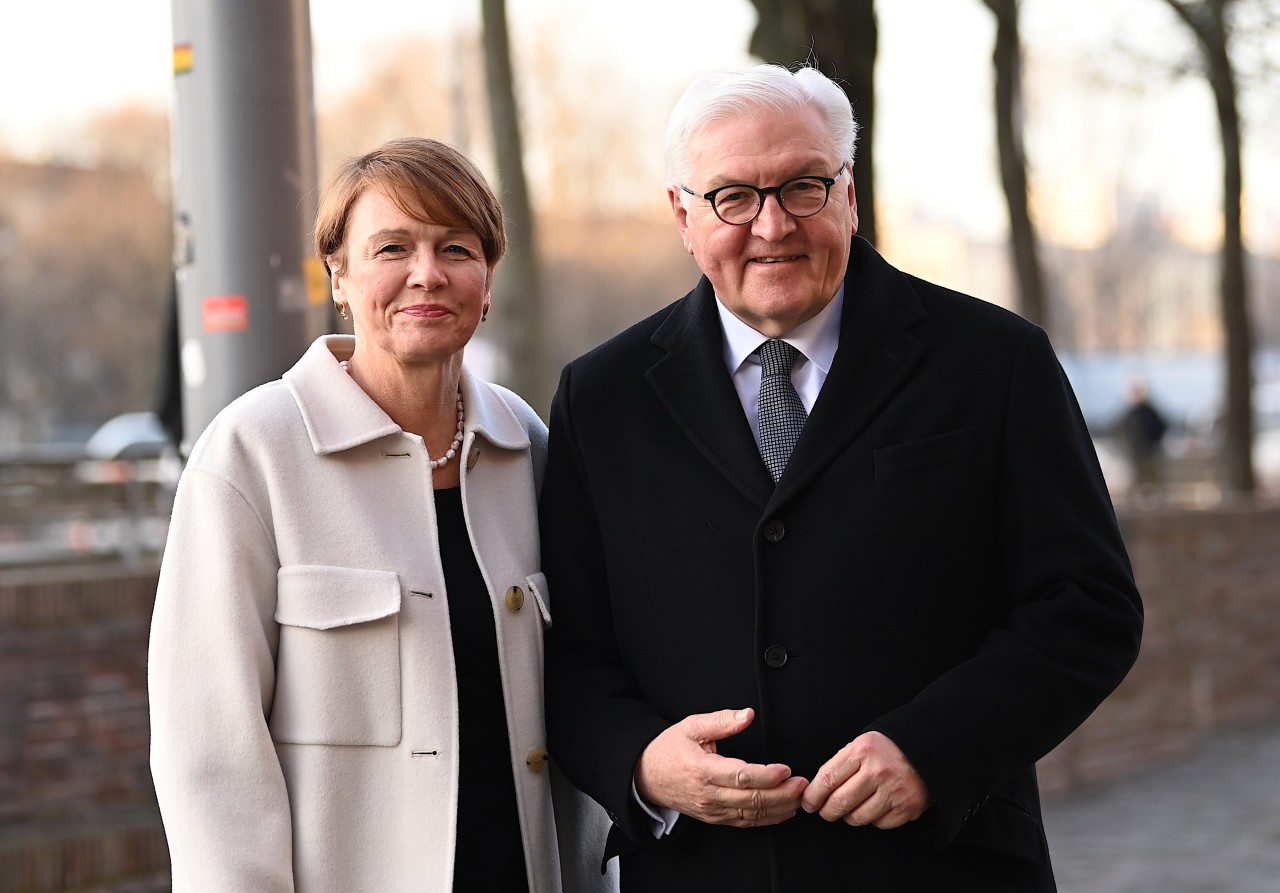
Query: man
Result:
<box><xmin>1119</xmin><ymin>376</ymin><xmax>1169</xmax><ymax>500</ymax></box>
<box><xmin>541</xmin><ymin>63</ymin><xmax>1142</xmax><ymax>891</ymax></box>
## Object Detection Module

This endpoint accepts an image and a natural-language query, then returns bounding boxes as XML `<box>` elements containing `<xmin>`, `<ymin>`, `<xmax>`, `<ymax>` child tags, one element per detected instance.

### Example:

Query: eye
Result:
<box><xmin>787</xmin><ymin>179</ymin><xmax>822</xmax><ymax>194</ymax></box>
<box><xmin>443</xmin><ymin>241</ymin><xmax>485</xmax><ymax>261</ymax></box>
<box><xmin>715</xmin><ymin>187</ymin><xmax>755</xmax><ymax>207</ymax></box>
<box><xmin>375</xmin><ymin>242</ymin><xmax>407</xmax><ymax>256</ymax></box>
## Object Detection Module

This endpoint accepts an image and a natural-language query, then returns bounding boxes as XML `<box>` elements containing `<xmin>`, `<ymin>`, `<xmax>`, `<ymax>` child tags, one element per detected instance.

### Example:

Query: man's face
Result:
<box><xmin>668</xmin><ymin>105</ymin><xmax>857</xmax><ymax>338</ymax></box>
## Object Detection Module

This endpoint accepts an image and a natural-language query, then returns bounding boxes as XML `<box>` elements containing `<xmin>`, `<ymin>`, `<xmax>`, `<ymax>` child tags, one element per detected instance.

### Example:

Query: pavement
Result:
<box><xmin>1043</xmin><ymin>714</ymin><xmax>1280</xmax><ymax>892</ymax></box>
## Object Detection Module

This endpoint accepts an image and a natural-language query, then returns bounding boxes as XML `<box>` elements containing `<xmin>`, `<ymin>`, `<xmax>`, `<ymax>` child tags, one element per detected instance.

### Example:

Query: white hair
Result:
<box><xmin>664</xmin><ymin>63</ymin><xmax>859</xmax><ymax>190</ymax></box>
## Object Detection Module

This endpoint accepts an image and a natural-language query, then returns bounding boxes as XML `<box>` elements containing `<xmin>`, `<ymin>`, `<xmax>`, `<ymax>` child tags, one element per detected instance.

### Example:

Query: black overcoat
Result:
<box><xmin>541</xmin><ymin>237</ymin><xmax>1143</xmax><ymax>892</ymax></box>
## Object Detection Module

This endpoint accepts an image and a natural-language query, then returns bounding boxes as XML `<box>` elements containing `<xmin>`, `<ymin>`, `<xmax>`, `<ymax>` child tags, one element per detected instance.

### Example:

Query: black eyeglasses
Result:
<box><xmin>681</xmin><ymin>163</ymin><xmax>847</xmax><ymax>226</ymax></box>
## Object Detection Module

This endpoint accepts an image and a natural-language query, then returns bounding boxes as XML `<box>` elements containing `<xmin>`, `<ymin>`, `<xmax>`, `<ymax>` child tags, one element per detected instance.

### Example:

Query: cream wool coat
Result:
<box><xmin>149</xmin><ymin>335</ymin><xmax>616</xmax><ymax>893</ymax></box>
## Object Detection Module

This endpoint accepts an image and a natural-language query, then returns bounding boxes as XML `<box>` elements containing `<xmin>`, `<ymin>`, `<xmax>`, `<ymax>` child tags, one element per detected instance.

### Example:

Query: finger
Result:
<box><xmin>842</xmin><ymin>785</ymin><xmax>888</xmax><ymax>826</ymax></box>
<box><xmin>706</xmin><ymin>758</ymin><xmax>795</xmax><ymax>792</ymax></box>
<box><xmin>801</xmin><ymin>743</ymin><xmax>861</xmax><ymax>814</ymax></box>
<box><xmin>817</xmin><ymin>775</ymin><xmax>877</xmax><ymax>823</ymax></box>
<box><xmin>844</xmin><ymin>787</ymin><xmax>916</xmax><ymax>830</ymax></box>
<box><xmin>717</xmin><ymin>775</ymin><xmax>809</xmax><ymax>827</ymax></box>
<box><xmin>681</xmin><ymin>707</ymin><xmax>756</xmax><ymax>748</ymax></box>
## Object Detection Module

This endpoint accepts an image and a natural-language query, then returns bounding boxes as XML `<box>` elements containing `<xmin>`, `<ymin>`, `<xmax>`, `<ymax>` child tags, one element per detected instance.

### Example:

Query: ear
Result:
<box><xmin>845</xmin><ymin>172</ymin><xmax>859</xmax><ymax>235</ymax></box>
<box><xmin>668</xmin><ymin>187</ymin><xmax>693</xmax><ymax>254</ymax></box>
<box><xmin>327</xmin><ymin>257</ymin><xmax>344</xmax><ymax>298</ymax></box>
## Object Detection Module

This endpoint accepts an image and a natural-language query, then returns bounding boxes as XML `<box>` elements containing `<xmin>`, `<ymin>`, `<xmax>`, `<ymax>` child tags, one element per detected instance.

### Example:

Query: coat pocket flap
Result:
<box><xmin>874</xmin><ymin>426</ymin><xmax>975</xmax><ymax>476</ymax></box>
<box><xmin>525</xmin><ymin>571</ymin><xmax>552</xmax><ymax>627</ymax></box>
<box><xmin>276</xmin><ymin>565</ymin><xmax>401</xmax><ymax>630</ymax></box>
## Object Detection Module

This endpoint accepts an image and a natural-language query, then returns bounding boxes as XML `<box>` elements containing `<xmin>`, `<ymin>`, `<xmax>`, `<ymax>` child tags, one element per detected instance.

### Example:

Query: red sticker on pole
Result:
<box><xmin>203</xmin><ymin>295</ymin><xmax>249</xmax><ymax>332</ymax></box>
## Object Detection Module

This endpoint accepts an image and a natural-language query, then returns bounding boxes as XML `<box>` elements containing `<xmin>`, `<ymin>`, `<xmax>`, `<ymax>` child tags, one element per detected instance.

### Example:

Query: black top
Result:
<box><xmin>435</xmin><ymin>486</ymin><xmax>529</xmax><ymax>892</ymax></box>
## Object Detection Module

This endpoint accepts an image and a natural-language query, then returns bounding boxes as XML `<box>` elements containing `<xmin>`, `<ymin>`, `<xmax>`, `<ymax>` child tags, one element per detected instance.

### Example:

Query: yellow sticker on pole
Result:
<box><xmin>304</xmin><ymin>257</ymin><xmax>332</xmax><ymax>305</ymax></box>
<box><xmin>174</xmin><ymin>43</ymin><xmax>194</xmax><ymax>75</ymax></box>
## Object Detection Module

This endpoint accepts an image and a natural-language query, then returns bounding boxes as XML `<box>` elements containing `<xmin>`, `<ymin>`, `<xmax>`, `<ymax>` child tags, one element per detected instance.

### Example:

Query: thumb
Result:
<box><xmin>686</xmin><ymin>707</ymin><xmax>755</xmax><ymax>744</ymax></box>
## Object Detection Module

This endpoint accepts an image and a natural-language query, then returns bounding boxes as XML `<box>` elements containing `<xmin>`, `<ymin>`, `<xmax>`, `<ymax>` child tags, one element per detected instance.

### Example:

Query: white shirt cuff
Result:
<box><xmin>632</xmin><ymin>779</ymin><xmax>679</xmax><ymax>838</ymax></box>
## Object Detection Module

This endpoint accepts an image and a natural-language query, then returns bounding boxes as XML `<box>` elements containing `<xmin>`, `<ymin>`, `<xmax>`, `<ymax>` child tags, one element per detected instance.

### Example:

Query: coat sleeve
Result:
<box><xmin>869</xmin><ymin>325</ymin><xmax>1143</xmax><ymax>847</ymax></box>
<box><xmin>148</xmin><ymin>465</ymin><xmax>295</xmax><ymax>891</ymax></box>
<box><xmin>541</xmin><ymin>363</ymin><xmax>671</xmax><ymax>853</ymax></box>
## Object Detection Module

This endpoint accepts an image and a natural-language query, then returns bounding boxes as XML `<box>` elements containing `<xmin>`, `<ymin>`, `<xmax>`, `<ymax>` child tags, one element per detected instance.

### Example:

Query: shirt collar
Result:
<box><xmin>283</xmin><ymin>335</ymin><xmax>530</xmax><ymax>456</ymax></box>
<box><xmin>715</xmin><ymin>284</ymin><xmax>845</xmax><ymax>375</ymax></box>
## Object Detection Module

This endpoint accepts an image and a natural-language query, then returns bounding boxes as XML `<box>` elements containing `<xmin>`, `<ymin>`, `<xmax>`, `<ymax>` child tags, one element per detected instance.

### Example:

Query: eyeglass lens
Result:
<box><xmin>714</xmin><ymin>178</ymin><xmax>830</xmax><ymax>224</ymax></box>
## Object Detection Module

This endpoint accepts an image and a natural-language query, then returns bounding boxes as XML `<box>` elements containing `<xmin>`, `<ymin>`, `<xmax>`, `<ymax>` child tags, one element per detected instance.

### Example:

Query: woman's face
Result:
<box><xmin>331</xmin><ymin>186</ymin><xmax>491</xmax><ymax>371</ymax></box>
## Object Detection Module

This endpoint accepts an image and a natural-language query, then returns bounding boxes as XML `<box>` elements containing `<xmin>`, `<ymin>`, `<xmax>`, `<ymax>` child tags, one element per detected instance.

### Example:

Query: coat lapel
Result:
<box><xmin>773</xmin><ymin>238</ymin><xmax>927</xmax><ymax>504</ymax></box>
<box><xmin>645</xmin><ymin>279</ymin><xmax>775</xmax><ymax>510</ymax></box>
<box><xmin>643</xmin><ymin>239</ymin><xmax>927</xmax><ymax>511</ymax></box>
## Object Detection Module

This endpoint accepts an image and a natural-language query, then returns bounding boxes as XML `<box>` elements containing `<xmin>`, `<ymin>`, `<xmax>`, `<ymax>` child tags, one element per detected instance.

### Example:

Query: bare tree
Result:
<box><xmin>1159</xmin><ymin>0</ymin><xmax>1255</xmax><ymax>494</ymax></box>
<box><xmin>316</xmin><ymin>36</ymin><xmax>462</xmax><ymax>172</ymax></box>
<box><xmin>0</xmin><ymin>153</ymin><xmax>171</xmax><ymax>442</ymax></box>
<box><xmin>746</xmin><ymin>0</ymin><xmax>879</xmax><ymax>247</ymax></box>
<box><xmin>480</xmin><ymin>0</ymin><xmax>549</xmax><ymax>415</ymax></box>
<box><xmin>980</xmin><ymin>0</ymin><xmax>1048</xmax><ymax>329</ymax></box>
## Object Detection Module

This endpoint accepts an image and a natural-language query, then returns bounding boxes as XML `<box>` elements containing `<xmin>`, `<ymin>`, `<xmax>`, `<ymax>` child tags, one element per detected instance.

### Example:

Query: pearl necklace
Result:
<box><xmin>430</xmin><ymin>394</ymin><xmax>465</xmax><ymax>469</ymax></box>
<box><xmin>340</xmin><ymin>359</ymin><xmax>465</xmax><ymax>470</ymax></box>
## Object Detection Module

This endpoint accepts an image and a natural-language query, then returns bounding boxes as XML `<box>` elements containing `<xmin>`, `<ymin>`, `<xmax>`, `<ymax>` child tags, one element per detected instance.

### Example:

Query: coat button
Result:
<box><xmin>763</xmin><ymin>520</ymin><xmax>786</xmax><ymax>542</ymax></box>
<box><xmin>466</xmin><ymin>445</ymin><xmax>481</xmax><ymax>470</ymax></box>
<box><xmin>526</xmin><ymin>747</ymin><xmax>549</xmax><ymax>772</ymax></box>
<box><xmin>505</xmin><ymin>585</ymin><xmax>525</xmax><ymax>612</ymax></box>
<box><xmin>763</xmin><ymin>645</ymin><xmax>788</xmax><ymax>668</ymax></box>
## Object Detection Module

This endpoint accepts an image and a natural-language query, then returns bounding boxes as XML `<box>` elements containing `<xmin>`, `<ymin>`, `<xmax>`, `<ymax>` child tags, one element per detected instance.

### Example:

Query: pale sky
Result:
<box><xmin>2</xmin><ymin>0</ymin><xmax>1276</xmax><ymax>247</ymax></box>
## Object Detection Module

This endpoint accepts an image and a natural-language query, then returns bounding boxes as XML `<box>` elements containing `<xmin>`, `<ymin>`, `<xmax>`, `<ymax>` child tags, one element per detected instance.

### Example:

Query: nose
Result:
<box><xmin>750</xmin><ymin>192</ymin><xmax>796</xmax><ymax>241</ymax></box>
<box><xmin>408</xmin><ymin>251</ymin><xmax>448</xmax><ymax>290</ymax></box>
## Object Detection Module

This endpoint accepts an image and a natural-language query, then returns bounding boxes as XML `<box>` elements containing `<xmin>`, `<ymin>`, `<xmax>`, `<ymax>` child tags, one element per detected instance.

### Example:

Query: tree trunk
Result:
<box><xmin>747</xmin><ymin>0</ymin><xmax>878</xmax><ymax>247</ymax></box>
<box><xmin>480</xmin><ymin>0</ymin><xmax>549</xmax><ymax>416</ymax></box>
<box><xmin>982</xmin><ymin>0</ymin><xmax>1049</xmax><ymax>330</ymax></box>
<box><xmin>1163</xmin><ymin>0</ymin><xmax>1255</xmax><ymax>495</ymax></box>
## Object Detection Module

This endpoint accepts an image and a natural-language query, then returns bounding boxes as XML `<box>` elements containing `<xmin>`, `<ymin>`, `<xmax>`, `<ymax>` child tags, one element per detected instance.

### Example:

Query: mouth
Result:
<box><xmin>750</xmin><ymin>255</ymin><xmax>803</xmax><ymax>265</ymax></box>
<box><xmin>399</xmin><ymin>304</ymin><xmax>450</xmax><ymax>318</ymax></box>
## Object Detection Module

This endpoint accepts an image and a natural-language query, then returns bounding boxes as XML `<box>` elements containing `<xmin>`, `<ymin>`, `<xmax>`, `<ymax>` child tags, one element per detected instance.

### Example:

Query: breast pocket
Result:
<box><xmin>269</xmin><ymin>565</ymin><xmax>402</xmax><ymax>746</ymax></box>
<box><xmin>873</xmin><ymin>426</ymin><xmax>975</xmax><ymax>477</ymax></box>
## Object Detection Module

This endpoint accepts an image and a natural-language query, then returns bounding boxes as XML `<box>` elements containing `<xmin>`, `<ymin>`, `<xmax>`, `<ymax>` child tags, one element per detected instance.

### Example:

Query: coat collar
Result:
<box><xmin>645</xmin><ymin>237</ymin><xmax>928</xmax><ymax>508</ymax></box>
<box><xmin>284</xmin><ymin>335</ymin><xmax>531</xmax><ymax>456</ymax></box>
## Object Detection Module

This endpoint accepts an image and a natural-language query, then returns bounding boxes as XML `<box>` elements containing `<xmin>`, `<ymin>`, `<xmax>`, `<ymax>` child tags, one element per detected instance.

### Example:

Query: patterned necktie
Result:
<box><xmin>757</xmin><ymin>339</ymin><xmax>807</xmax><ymax>483</ymax></box>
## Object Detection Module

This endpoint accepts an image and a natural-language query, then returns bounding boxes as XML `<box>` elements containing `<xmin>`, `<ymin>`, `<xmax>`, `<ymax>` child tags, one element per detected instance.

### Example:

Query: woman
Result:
<box><xmin>149</xmin><ymin>137</ymin><xmax>615</xmax><ymax>893</ymax></box>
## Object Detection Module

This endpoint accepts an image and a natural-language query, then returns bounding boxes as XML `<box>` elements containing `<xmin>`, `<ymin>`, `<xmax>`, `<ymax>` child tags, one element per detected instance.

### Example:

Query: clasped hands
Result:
<box><xmin>634</xmin><ymin>707</ymin><xmax>929</xmax><ymax>830</ymax></box>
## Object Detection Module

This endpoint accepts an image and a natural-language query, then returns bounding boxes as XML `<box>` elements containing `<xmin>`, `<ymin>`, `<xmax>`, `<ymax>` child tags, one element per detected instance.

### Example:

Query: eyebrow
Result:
<box><xmin>365</xmin><ymin>228</ymin><xmax>412</xmax><ymax>243</ymax></box>
<box><xmin>363</xmin><ymin>226</ymin><xmax>481</xmax><ymax>244</ymax></box>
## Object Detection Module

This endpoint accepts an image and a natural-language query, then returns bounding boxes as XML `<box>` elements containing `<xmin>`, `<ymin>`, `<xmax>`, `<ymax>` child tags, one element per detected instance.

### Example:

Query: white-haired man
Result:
<box><xmin>542</xmin><ymin>63</ymin><xmax>1142</xmax><ymax>891</ymax></box>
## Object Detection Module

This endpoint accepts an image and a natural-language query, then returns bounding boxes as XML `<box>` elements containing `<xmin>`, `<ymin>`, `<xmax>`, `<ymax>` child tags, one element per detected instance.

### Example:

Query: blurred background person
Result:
<box><xmin>1119</xmin><ymin>376</ymin><xmax>1170</xmax><ymax>501</ymax></box>
<box><xmin>148</xmin><ymin>136</ymin><xmax>614</xmax><ymax>893</ymax></box>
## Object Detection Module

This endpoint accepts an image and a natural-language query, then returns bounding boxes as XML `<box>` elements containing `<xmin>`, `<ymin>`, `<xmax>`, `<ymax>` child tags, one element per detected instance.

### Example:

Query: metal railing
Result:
<box><xmin>0</xmin><ymin>447</ymin><xmax>177</xmax><ymax>571</ymax></box>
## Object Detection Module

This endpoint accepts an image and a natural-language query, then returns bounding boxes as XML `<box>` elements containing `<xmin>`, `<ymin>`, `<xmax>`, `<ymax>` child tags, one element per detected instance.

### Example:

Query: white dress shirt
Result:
<box><xmin>634</xmin><ymin>284</ymin><xmax>845</xmax><ymax>837</ymax></box>
<box><xmin>716</xmin><ymin>286</ymin><xmax>844</xmax><ymax>444</ymax></box>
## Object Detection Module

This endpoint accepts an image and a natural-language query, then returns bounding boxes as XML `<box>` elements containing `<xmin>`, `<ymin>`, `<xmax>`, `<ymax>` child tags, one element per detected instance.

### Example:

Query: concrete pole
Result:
<box><xmin>170</xmin><ymin>0</ymin><xmax>329</xmax><ymax>453</ymax></box>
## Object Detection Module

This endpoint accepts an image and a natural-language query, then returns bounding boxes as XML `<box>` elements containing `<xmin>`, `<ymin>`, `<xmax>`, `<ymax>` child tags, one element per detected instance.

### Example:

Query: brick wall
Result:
<box><xmin>0</xmin><ymin>503</ymin><xmax>1278</xmax><ymax>890</ymax></box>
<box><xmin>0</xmin><ymin>566</ymin><xmax>166</xmax><ymax>893</ymax></box>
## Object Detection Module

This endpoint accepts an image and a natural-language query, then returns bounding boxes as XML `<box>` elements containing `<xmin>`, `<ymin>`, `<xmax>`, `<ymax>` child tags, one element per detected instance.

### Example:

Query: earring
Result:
<box><xmin>337</xmin><ymin>302</ymin><xmax>349</xmax><ymax>321</ymax></box>
<box><xmin>482</xmin><ymin>306</ymin><xmax>490</xmax><ymax>322</ymax></box>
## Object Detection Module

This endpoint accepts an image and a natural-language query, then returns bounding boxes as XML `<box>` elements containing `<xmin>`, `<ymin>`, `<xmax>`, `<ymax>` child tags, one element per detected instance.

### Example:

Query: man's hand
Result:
<box><xmin>635</xmin><ymin>708</ymin><xmax>808</xmax><ymax>828</ymax></box>
<box><xmin>801</xmin><ymin>731</ymin><xmax>930</xmax><ymax>829</ymax></box>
